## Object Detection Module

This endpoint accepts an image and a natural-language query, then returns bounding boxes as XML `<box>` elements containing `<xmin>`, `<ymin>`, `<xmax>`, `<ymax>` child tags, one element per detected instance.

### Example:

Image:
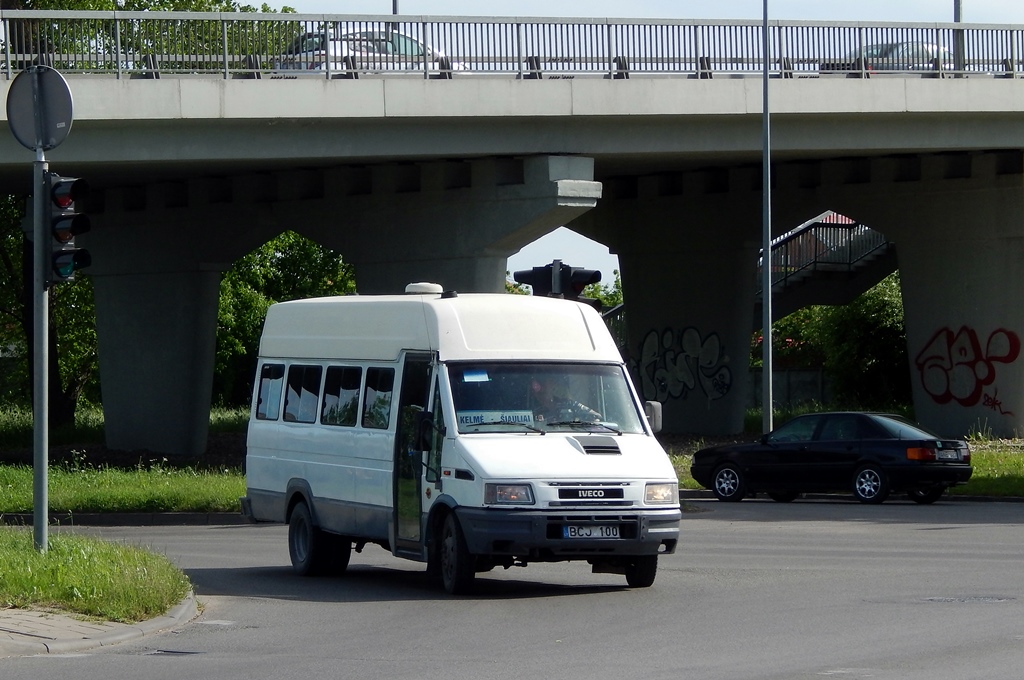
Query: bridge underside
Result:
<box><xmin>7</xmin><ymin>75</ymin><xmax>1024</xmax><ymax>453</ymax></box>
<box><xmin>79</xmin><ymin>147</ymin><xmax>1024</xmax><ymax>455</ymax></box>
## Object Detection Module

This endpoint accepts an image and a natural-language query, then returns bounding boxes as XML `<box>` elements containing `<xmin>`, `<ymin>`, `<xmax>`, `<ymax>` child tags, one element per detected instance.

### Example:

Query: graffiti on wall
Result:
<box><xmin>636</xmin><ymin>327</ymin><xmax>732</xmax><ymax>404</ymax></box>
<box><xmin>914</xmin><ymin>326</ymin><xmax>1020</xmax><ymax>415</ymax></box>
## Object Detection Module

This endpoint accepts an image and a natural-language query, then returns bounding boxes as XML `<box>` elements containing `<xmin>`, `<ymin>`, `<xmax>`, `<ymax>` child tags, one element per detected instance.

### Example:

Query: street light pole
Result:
<box><xmin>761</xmin><ymin>0</ymin><xmax>774</xmax><ymax>433</ymax></box>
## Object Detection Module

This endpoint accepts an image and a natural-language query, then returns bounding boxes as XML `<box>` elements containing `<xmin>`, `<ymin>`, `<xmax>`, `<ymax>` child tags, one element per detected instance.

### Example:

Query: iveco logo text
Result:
<box><xmin>577</xmin><ymin>489</ymin><xmax>605</xmax><ymax>498</ymax></box>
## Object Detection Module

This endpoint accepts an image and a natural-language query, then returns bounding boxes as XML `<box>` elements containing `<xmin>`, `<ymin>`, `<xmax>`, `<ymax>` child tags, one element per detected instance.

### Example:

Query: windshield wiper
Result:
<box><xmin>470</xmin><ymin>420</ymin><xmax>545</xmax><ymax>434</ymax></box>
<box><xmin>545</xmin><ymin>421</ymin><xmax>622</xmax><ymax>434</ymax></box>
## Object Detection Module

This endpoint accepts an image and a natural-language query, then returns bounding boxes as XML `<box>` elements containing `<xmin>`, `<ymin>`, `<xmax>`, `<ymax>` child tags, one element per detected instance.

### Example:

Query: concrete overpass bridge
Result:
<box><xmin>3</xmin><ymin>10</ymin><xmax>1024</xmax><ymax>454</ymax></box>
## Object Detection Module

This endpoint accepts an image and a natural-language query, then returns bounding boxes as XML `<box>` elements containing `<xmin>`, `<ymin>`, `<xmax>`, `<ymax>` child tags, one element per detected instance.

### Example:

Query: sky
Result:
<box><xmin>283</xmin><ymin>1</ymin><xmax>1024</xmax><ymax>281</ymax></box>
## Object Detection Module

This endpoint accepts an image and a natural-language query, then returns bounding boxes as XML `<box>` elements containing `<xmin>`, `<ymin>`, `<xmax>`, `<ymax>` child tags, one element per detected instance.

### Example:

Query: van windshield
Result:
<box><xmin>447</xmin><ymin>362</ymin><xmax>646</xmax><ymax>434</ymax></box>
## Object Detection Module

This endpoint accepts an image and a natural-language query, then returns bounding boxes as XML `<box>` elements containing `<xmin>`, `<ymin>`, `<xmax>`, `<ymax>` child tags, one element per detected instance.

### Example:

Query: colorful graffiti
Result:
<box><xmin>914</xmin><ymin>326</ymin><xmax>1020</xmax><ymax>413</ymax></box>
<box><xmin>637</xmin><ymin>327</ymin><xmax>732</xmax><ymax>404</ymax></box>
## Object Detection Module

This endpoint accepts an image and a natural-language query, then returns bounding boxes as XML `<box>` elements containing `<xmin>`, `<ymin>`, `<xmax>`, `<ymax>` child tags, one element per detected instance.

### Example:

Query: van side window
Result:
<box><xmin>321</xmin><ymin>366</ymin><xmax>363</xmax><ymax>427</ymax></box>
<box><xmin>362</xmin><ymin>367</ymin><xmax>395</xmax><ymax>429</ymax></box>
<box><xmin>256</xmin><ymin>364</ymin><xmax>285</xmax><ymax>420</ymax></box>
<box><xmin>284</xmin><ymin>364</ymin><xmax>323</xmax><ymax>424</ymax></box>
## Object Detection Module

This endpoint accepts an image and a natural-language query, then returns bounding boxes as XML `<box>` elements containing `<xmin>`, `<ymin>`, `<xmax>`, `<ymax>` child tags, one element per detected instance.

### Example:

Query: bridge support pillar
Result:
<box><xmin>572</xmin><ymin>171</ymin><xmax>762</xmax><ymax>435</ymax></box>
<box><xmin>302</xmin><ymin>156</ymin><xmax>602</xmax><ymax>293</ymax></box>
<box><xmin>813</xmin><ymin>153</ymin><xmax>1024</xmax><ymax>438</ymax></box>
<box><xmin>92</xmin><ymin>271</ymin><xmax>221</xmax><ymax>456</ymax></box>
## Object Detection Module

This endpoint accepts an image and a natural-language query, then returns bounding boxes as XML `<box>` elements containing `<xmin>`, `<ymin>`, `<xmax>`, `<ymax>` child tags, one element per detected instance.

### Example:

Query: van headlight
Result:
<box><xmin>485</xmin><ymin>483</ymin><xmax>535</xmax><ymax>505</ymax></box>
<box><xmin>645</xmin><ymin>482</ymin><xmax>679</xmax><ymax>504</ymax></box>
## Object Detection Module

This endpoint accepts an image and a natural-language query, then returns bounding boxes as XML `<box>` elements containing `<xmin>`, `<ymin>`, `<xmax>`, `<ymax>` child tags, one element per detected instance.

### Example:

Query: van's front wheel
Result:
<box><xmin>439</xmin><ymin>513</ymin><xmax>476</xmax><ymax>595</ymax></box>
<box><xmin>625</xmin><ymin>555</ymin><xmax>658</xmax><ymax>588</ymax></box>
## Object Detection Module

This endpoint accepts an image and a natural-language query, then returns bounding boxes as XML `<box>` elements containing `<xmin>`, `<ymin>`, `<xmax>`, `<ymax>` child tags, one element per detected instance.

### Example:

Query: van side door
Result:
<box><xmin>393</xmin><ymin>352</ymin><xmax>433</xmax><ymax>557</ymax></box>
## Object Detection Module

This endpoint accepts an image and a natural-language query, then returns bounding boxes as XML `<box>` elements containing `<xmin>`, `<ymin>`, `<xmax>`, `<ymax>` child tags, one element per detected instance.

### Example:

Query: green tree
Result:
<box><xmin>751</xmin><ymin>273</ymin><xmax>909</xmax><ymax>408</ymax></box>
<box><xmin>214</xmin><ymin>231</ymin><xmax>356</xmax><ymax>406</ymax></box>
<box><xmin>0</xmin><ymin>196</ymin><xmax>97</xmax><ymax>424</ymax></box>
<box><xmin>800</xmin><ymin>273</ymin><xmax>909</xmax><ymax>408</ymax></box>
<box><xmin>582</xmin><ymin>269</ymin><xmax>623</xmax><ymax>309</ymax></box>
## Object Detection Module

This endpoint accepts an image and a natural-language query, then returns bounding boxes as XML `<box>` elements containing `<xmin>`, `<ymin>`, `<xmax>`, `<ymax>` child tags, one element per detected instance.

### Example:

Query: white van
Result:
<box><xmin>242</xmin><ymin>284</ymin><xmax>681</xmax><ymax>594</ymax></box>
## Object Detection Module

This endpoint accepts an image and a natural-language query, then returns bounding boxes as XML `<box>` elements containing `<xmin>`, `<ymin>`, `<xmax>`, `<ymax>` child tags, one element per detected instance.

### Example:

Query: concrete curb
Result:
<box><xmin>0</xmin><ymin>591</ymin><xmax>197</xmax><ymax>658</ymax></box>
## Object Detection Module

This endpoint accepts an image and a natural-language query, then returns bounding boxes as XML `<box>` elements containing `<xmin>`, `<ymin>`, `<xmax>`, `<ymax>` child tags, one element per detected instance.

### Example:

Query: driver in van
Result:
<box><xmin>530</xmin><ymin>376</ymin><xmax>601</xmax><ymax>424</ymax></box>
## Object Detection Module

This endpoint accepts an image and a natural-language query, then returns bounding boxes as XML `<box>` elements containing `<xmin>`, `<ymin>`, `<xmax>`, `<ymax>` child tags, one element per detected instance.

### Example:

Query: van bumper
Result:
<box><xmin>453</xmin><ymin>507</ymin><xmax>681</xmax><ymax>559</ymax></box>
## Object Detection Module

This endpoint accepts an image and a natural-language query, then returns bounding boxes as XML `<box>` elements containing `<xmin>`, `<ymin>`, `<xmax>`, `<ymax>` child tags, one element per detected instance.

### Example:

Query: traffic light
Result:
<box><xmin>45</xmin><ymin>172</ymin><xmax>91</xmax><ymax>286</ymax></box>
<box><xmin>513</xmin><ymin>263</ymin><xmax>556</xmax><ymax>297</ymax></box>
<box><xmin>513</xmin><ymin>260</ymin><xmax>601</xmax><ymax>303</ymax></box>
<box><xmin>560</xmin><ymin>266</ymin><xmax>601</xmax><ymax>302</ymax></box>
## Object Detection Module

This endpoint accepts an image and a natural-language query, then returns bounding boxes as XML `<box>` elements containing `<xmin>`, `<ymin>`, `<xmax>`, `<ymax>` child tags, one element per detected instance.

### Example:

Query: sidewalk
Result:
<box><xmin>0</xmin><ymin>592</ymin><xmax>196</xmax><ymax>658</ymax></box>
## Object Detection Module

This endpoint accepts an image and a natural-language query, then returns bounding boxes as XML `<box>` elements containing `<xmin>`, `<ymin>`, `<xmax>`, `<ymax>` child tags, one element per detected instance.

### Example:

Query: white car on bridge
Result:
<box><xmin>272</xmin><ymin>29</ymin><xmax>462</xmax><ymax>77</ymax></box>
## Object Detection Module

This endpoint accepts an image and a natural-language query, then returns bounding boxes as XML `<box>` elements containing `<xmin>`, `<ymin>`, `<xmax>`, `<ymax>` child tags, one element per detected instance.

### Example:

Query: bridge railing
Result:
<box><xmin>2</xmin><ymin>11</ymin><xmax>1023</xmax><ymax>79</ymax></box>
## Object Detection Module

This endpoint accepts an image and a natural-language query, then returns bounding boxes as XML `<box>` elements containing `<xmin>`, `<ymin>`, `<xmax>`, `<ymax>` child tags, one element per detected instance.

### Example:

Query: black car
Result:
<box><xmin>690</xmin><ymin>413</ymin><xmax>972</xmax><ymax>504</ymax></box>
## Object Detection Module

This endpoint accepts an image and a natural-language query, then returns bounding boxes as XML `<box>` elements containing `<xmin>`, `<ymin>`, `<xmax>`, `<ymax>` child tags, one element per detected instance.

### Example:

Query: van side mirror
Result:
<box><xmin>644</xmin><ymin>401</ymin><xmax>662</xmax><ymax>434</ymax></box>
<box><xmin>415</xmin><ymin>411</ymin><xmax>436</xmax><ymax>451</ymax></box>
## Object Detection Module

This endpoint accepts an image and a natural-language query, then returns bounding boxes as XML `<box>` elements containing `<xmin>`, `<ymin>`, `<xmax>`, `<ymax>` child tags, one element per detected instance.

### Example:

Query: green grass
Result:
<box><xmin>0</xmin><ymin>528</ymin><xmax>191</xmax><ymax>623</ymax></box>
<box><xmin>0</xmin><ymin>460</ymin><xmax>246</xmax><ymax>514</ymax></box>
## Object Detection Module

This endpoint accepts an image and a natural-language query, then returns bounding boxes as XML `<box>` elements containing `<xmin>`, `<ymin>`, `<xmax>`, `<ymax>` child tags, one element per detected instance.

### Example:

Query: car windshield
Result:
<box><xmin>868</xmin><ymin>414</ymin><xmax>941</xmax><ymax>440</ymax></box>
<box><xmin>448</xmin><ymin>362</ymin><xmax>646</xmax><ymax>434</ymax></box>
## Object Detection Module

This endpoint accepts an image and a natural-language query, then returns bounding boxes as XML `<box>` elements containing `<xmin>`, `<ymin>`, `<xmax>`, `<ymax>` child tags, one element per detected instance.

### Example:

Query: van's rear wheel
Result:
<box><xmin>289</xmin><ymin>501</ymin><xmax>330</xmax><ymax>576</ymax></box>
<box><xmin>625</xmin><ymin>555</ymin><xmax>658</xmax><ymax>588</ymax></box>
<box><xmin>440</xmin><ymin>513</ymin><xmax>476</xmax><ymax>595</ymax></box>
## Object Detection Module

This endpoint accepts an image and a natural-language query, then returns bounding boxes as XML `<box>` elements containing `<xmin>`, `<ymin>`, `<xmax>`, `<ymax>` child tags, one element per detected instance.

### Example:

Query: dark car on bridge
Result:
<box><xmin>820</xmin><ymin>42</ymin><xmax>954</xmax><ymax>75</ymax></box>
<box><xmin>690</xmin><ymin>412</ymin><xmax>972</xmax><ymax>504</ymax></box>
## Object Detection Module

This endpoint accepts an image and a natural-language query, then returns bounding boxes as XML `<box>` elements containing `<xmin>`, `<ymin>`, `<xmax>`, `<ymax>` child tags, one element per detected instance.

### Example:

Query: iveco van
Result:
<box><xmin>242</xmin><ymin>284</ymin><xmax>681</xmax><ymax>594</ymax></box>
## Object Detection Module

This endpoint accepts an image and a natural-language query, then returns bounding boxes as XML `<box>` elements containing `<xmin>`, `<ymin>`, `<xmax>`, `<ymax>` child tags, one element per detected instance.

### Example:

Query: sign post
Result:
<box><xmin>6</xmin><ymin>65</ymin><xmax>75</xmax><ymax>552</ymax></box>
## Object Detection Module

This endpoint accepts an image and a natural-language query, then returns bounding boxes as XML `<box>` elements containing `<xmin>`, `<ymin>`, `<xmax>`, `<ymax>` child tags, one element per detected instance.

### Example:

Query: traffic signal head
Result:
<box><xmin>560</xmin><ymin>266</ymin><xmax>601</xmax><ymax>302</ymax></box>
<box><xmin>513</xmin><ymin>265</ymin><xmax>556</xmax><ymax>297</ymax></box>
<box><xmin>45</xmin><ymin>172</ymin><xmax>91</xmax><ymax>285</ymax></box>
<box><xmin>513</xmin><ymin>260</ymin><xmax>601</xmax><ymax>303</ymax></box>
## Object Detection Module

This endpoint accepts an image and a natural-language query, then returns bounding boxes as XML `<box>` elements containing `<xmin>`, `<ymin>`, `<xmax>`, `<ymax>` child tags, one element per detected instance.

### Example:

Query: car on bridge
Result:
<box><xmin>690</xmin><ymin>412</ymin><xmax>972</xmax><ymax>504</ymax></box>
<box><xmin>273</xmin><ymin>29</ymin><xmax>461</xmax><ymax>76</ymax></box>
<box><xmin>819</xmin><ymin>42</ymin><xmax>954</xmax><ymax>75</ymax></box>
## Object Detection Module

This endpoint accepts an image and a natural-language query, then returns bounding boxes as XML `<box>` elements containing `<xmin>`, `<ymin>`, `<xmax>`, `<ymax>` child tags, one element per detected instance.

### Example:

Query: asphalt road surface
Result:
<box><xmin>4</xmin><ymin>499</ymin><xmax>1022</xmax><ymax>680</ymax></box>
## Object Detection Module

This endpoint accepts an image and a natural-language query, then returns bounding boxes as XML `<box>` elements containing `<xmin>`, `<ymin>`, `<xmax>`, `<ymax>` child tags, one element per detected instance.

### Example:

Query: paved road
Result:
<box><xmin>3</xmin><ymin>500</ymin><xmax>1022</xmax><ymax>680</ymax></box>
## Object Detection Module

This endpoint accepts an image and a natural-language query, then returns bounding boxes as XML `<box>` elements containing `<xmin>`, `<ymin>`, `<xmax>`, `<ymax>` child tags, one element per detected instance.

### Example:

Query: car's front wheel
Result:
<box><xmin>712</xmin><ymin>464</ymin><xmax>746</xmax><ymax>502</ymax></box>
<box><xmin>853</xmin><ymin>464</ymin><xmax>890</xmax><ymax>504</ymax></box>
<box><xmin>908</xmin><ymin>486</ymin><xmax>945</xmax><ymax>504</ymax></box>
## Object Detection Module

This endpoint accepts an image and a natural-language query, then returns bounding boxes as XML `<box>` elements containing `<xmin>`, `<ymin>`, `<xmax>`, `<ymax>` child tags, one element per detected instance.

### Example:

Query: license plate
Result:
<box><xmin>563</xmin><ymin>524</ymin><xmax>620</xmax><ymax>539</ymax></box>
<box><xmin>937</xmin><ymin>450</ymin><xmax>961</xmax><ymax>461</ymax></box>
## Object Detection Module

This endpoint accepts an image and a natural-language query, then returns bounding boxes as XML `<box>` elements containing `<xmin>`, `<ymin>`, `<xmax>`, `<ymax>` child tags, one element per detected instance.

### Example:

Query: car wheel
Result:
<box><xmin>288</xmin><ymin>501</ymin><xmax>329</xmax><ymax>576</ymax></box>
<box><xmin>908</xmin><ymin>487</ymin><xmax>945</xmax><ymax>504</ymax></box>
<box><xmin>852</xmin><ymin>464</ymin><xmax>890</xmax><ymax>504</ymax></box>
<box><xmin>767</xmin><ymin>491</ymin><xmax>799</xmax><ymax>503</ymax></box>
<box><xmin>440</xmin><ymin>513</ymin><xmax>476</xmax><ymax>595</ymax></box>
<box><xmin>712</xmin><ymin>464</ymin><xmax>745</xmax><ymax>502</ymax></box>
<box><xmin>625</xmin><ymin>555</ymin><xmax>658</xmax><ymax>588</ymax></box>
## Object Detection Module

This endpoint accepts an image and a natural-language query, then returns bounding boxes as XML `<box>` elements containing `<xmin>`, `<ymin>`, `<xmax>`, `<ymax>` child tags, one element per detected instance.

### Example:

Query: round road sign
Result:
<box><xmin>6</xmin><ymin>65</ymin><xmax>74</xmax><ymax>152</ymax></box>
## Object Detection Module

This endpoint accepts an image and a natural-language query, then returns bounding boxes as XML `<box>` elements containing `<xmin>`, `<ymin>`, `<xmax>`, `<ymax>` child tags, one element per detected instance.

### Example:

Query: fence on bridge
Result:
<box><xmin>1</xmin><ymin>10</ymin><xmax>1023</xmax><ymax>80</ymax></box>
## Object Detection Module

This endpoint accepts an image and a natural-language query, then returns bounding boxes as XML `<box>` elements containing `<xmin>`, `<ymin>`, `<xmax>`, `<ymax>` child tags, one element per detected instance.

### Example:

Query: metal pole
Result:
<box><xmin>761</xmin><ymin>0</ymin><xmax>774</xmax><ymax>433</ymax></box>
<box><xmin>953</xmin><ymin>0</ymin><xmax>965</xmax><ymax>74</ymax></box>
<box><xmin>32</xmin><ymin>150</ymin><xmax>49</xmax><ymax>553</ymax></box>
<box><xmin>393</xmin><ymin>0</ymin><xmax>399</xmax><ymax>14</ymax></box>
